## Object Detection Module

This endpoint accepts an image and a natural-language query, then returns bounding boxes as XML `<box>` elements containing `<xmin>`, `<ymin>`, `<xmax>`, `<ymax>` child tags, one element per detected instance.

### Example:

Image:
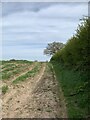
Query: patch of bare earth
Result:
<box><xmin>2</xmin><ymin>63</ymin><xmax>67</xmax><ymax>118</ymax></box>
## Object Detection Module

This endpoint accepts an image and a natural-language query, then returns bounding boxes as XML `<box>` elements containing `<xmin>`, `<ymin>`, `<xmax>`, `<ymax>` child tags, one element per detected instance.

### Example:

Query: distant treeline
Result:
<box><xmin>51</xmin><ymin>17</ymin><xmax>89</xmax><ymax>70</ymax></box>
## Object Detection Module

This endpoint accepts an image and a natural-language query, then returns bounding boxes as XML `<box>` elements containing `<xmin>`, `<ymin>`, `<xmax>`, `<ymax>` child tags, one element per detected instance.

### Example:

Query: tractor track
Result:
<box><xmin>2</xmin><ymin>62</ymin><xmax>67</xmax><ymax>118</ymax></box>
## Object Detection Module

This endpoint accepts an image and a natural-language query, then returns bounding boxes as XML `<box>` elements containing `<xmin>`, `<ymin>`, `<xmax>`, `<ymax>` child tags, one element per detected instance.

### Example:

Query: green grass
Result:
<box><xmin>2</xmin><ymin>60</ymin><xmax>11</xmax><ymax>65</ymax></box>
<box><xmin>1</xmin><ymin>61</ymin><xmax>33</xmax><ymax>80</ymax></box>
<box><xmin>13</xmin><ymin>63</ymin><xmax>41</xmax><ymax>84</ymax></box>
<box><xmin>2</xmin><ymin>63</ymin><xmax>31</xmax><ymax>73</ymax></box>
<box><xmin>2</xmin><ymin>69</ymin><xmax>21</xmax><ymax>80</ymax></box>
<box><xmin>0</xmin><ymin>61</ymin><xmax>2</xmax><ymax>66</ymax></box>
<box><xmin>2</xmin><ymin>65</ymin><xmax>19</xmax><ymax>72</ymax></box>
<box><xmin>1</xmin><ymin>60</ymin><xmax>33</xmax><ymax>69</ymax></box>
<box><xmin>2</xmin><ymin>63</ymin><xmax>16</xmax><ymax>69</ymax></box>
<box><xmin>51</xmin><ymin>61</ymin><xmax>89</xmax><ymax>118</ymax></box>
<box><xmin>2</xmin><ymin>85</ymin><xmax>8</xmax><ymax>94</ymax></box>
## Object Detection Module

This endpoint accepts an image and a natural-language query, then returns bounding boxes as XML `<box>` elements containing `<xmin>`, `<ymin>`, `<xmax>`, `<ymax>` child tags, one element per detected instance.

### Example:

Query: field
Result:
<box><xmin>0</xmin><ymin>60</ymin><xmax>67</xmax><ymax>118</ymax></box>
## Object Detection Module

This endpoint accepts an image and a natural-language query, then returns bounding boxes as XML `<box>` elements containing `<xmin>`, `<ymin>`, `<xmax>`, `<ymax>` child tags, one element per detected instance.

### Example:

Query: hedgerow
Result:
<box><xmin>50</xmin><ymin>17</ymin><xmax>89</xmax><ymax>118</ymax></box>
<box><xmin>51</xmin><ymin>17</ymin><xmax>89</xmax><ymax>70</ymax></box>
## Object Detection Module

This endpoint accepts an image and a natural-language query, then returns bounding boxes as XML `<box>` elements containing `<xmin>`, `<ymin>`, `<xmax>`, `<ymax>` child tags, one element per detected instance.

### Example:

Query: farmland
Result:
<box><xmin>0</xmin><ymin>60</ymin><xmax>67</xmax><ymax>118</ymax></box>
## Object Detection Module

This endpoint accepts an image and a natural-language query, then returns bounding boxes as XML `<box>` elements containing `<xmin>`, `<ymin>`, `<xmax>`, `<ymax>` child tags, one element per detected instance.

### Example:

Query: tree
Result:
<box><xmin>44</xmin><ymin>42</ymin><xmax>65</xmax><ymax>56</ymax></box>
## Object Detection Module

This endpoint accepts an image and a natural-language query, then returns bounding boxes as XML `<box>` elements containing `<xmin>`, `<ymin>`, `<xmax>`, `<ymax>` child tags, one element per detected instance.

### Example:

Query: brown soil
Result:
<box><xmin>2</xmin><ymin>63</ymin><xmax>67</xmax><ymax>118</ymax></box>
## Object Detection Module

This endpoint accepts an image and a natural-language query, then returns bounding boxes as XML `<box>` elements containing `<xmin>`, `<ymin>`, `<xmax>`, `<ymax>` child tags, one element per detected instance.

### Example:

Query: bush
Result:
<box><xmin>51</xmin><ymin>17</ymin><xmax>90</xmax><ymax>70</ymax></box>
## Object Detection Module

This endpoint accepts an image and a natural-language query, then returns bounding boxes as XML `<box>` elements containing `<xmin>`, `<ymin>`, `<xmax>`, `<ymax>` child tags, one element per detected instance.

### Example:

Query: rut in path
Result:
<box><xmin>2</xmin><ymin>63</ymin><xmax>67</xmax><ymax>118</ymax></box>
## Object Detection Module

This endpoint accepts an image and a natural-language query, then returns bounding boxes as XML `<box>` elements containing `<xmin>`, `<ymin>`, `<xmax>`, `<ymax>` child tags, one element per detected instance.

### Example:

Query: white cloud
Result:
<box><xmin>37</xmin><ymin>3</ymin><xmax>88</xmax><ymax>19</ymax></box>
<box><xmin>2</xmin><ymin>3</ymin><xmax>88</xmax><ymax>60</ymax></box>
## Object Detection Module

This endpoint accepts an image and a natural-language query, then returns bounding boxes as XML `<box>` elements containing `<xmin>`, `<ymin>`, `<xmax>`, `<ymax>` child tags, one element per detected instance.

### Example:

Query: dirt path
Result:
<box><xmin>2</xmin><ymin>62</ymin><xmax>67</xmax><ymax>118</ymax></box>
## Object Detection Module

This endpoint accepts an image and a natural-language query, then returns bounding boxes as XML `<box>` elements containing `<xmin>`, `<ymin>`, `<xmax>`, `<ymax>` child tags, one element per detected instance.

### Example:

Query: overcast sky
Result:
<box><xmin>1</xmin><ymin>2</ymin><xmax>88</xmax><ymax>61</ymax></box>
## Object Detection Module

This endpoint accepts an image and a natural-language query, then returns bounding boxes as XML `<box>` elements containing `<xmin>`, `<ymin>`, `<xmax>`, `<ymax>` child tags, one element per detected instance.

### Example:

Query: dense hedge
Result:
<box><xmin>51</xmin><ymin>17</ymin><xmax>90</xmax><ymax>70</ymax></box>
<box><xmin>50</xmin><ymin>17</ymin><xmax>90</xmax><ymax>118</ymax></box>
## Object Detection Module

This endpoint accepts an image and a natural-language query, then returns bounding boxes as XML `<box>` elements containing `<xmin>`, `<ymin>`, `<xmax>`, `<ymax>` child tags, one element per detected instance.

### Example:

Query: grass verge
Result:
<box><xmin>51</xmin><ymin>61</ymin><xmax>89</xmax><ymax>118</ymax></box>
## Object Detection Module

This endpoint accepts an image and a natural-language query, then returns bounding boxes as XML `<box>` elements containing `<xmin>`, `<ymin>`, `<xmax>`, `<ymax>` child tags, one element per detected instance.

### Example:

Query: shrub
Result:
<box><xmin>51</xmin><ymin>17</ymin><xmax>89</xmax><ymax>70</ymax></box>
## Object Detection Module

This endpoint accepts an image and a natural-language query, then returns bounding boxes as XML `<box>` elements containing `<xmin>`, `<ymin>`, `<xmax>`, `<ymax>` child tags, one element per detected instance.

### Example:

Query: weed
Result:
<box><xmin>2</xmin><ymin>85</ymin><xmax>8</xmax><ymax>94</ymax></box>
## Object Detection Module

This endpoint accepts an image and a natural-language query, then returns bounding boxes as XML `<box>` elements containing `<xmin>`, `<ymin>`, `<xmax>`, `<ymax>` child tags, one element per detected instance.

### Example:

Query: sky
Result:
<box><xmin>1</xmin><ymin>2</ymin><xmax>88</xmax><ymax>61</ymax></box>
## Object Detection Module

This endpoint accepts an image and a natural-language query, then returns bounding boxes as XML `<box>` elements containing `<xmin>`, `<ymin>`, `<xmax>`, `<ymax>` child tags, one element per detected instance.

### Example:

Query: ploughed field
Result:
<box><xmin>0</xmin><ymin>60</ymin><xmax>67</xmax><ymax>118</ymax></box>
